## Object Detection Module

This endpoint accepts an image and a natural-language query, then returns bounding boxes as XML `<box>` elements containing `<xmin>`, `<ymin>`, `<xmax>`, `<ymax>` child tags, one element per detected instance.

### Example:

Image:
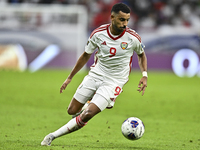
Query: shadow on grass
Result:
<box><xmin>52</xmin><ymin>143</ymin><xmax>159</xmax><ymax>150</ymax></box>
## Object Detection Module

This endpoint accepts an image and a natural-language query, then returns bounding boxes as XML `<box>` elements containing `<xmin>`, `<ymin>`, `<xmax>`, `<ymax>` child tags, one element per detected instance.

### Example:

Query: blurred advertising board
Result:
<box><xmin>0</xmin><ymin>5</ymin><xmax>199</xmax><ymax>77</ymax></box>
<box><xmin>0</xmin><ymin>4</ymin><xmax>88</xmax><ymax>72</ymax></box>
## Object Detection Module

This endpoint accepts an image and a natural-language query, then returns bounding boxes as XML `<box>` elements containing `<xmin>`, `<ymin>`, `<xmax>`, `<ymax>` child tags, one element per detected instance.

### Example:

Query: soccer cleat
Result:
<box><xmin>72</xmin><ymin>101</ymin><xmax>90</xmax><ymax>118</ymax></box>
<box><xmin>41</xmin><ymin>133</ymin><xmax>55</xmax><ymax>146</ymax></box>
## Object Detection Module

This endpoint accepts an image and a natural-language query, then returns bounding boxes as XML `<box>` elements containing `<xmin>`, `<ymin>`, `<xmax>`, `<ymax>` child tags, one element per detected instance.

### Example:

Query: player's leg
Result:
<box><xmin>71</xmin><ymin>100</ymin><xmax>91</xmax><ymax>118</ymax></box>
<box><xmin>50</xmin><ymin>94</ymin><xmax>108</xmax><ymax>138</ymax></box>
<box><xmin>69</xmin><ymin>75</ymin><xmax>97</xmax><ymax>118</ymax></box>
<box><xmin>80</xmin><ymin>93</ymin><xmax>108</xmax><ymax>122</ymax></box>
<box><xmin>41</xmin><ymin>97</ymin><xmax>87</xmax><ymax>146</ymax></box>
<box><xmin>41</xmin><ymin>94</ymin><xmax>108</xmax><ymax>146</ymax></box>
<box><xmin>67</xmin><ymin>96</ymin><xmax>91</xmax><ymax>118</ymax></box>
<box><xmin>67</xmin><ymin>97</ymin><xmax>85</xmax><ymax>115</ymax></box>
<box><xmin>41</xmin><ymin>76</ymin><xmax>96</xmax><ymax>146</ymax></box>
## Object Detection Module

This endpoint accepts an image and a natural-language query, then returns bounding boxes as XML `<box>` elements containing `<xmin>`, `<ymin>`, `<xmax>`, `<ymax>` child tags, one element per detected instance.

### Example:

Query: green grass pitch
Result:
<box><xmin>0</xmin><ymin>69</ymin><xmax>200</xmax><ymax>150</ymax></box>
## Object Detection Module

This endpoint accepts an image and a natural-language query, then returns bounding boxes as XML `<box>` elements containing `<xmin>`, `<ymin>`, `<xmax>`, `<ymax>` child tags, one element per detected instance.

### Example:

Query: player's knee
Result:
<box><xmin>67</xmin><ymin>106</ymin><xmax>76</xmax><ymax>115</ymax></box>
<box><xmin>81</xmin><ymin>109</ymin><xmax>94</xmax><ymax>122</ymax></box>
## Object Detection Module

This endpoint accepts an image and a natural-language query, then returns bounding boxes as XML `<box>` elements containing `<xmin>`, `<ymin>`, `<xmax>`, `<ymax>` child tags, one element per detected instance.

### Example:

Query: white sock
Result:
<box><xmin>51</xmin><ymin>115</ymin><xmax>87</xmax><ymax>138</ymax></box>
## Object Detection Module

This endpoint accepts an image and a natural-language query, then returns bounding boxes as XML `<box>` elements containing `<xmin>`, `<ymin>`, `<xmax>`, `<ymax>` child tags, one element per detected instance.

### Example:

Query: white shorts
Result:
<box><xmin>73</xmin><ymin>75</ymin><xmax>123</xmax><ymax>111</ymax></box>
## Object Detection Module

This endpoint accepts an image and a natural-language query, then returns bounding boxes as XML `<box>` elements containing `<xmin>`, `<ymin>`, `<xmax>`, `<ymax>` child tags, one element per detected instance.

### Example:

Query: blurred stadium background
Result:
<box><xmin>0</xmin><ymin>0</ymin><xmax>200</xmax><ymax>77</ymax></box>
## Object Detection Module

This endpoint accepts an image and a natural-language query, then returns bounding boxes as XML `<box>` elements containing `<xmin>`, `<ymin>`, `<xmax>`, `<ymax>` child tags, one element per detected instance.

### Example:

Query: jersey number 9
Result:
<box><xmin>109</xmin><ymin>47</ymin><xmax>116</xmax><ymax>57</ymax></box>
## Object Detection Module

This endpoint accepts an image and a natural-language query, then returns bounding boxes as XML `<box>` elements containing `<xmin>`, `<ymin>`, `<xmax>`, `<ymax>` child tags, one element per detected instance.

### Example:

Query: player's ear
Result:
<box><xmin>111</xmin><ymin>12</ymin><xmax>115</xmax><ymax>21</ymax></box>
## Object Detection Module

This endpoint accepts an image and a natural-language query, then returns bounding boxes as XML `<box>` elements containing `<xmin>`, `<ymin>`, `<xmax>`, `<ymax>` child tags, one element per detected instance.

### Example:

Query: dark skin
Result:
<box><xmin>60</xmin><ymin>11</ymin><xmax>147</xmax><ymax>122</ymax></box>
<box><xmin>137</xmin><ymin>52</ymin><xmax>148</xmax><ymax>96</ymax></box>
<box><xmin>110</xmin><ymin>11</ymin><xmax>130</xmax><ymax>35</ymax></box>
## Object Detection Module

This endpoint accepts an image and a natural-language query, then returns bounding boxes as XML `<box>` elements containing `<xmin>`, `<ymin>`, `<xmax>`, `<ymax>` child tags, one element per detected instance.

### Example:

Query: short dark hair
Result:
<box><xmin>111</xmin><ymin>3</ymin><xmax>130</xmax><ymax>14</ymax></box>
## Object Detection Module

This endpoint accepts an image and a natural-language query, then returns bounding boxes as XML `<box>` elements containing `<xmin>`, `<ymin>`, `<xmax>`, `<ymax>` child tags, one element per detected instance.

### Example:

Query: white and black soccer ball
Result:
<box><xmin>121</xmin><ymin>117</ymin><xmax>145</xmax><ymax>140</ymax></box>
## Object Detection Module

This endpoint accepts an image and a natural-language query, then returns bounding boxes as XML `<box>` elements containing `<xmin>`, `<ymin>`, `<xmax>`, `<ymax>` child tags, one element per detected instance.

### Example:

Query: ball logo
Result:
<box><xmin>121</xmin><ymin>42</ymin><xmax>128</xmax><ymax>50</ymax></box>
<box><xmin>130</xmin><ymin>120</ymin><xmax>139</xmax><ymax>128</ymax></box>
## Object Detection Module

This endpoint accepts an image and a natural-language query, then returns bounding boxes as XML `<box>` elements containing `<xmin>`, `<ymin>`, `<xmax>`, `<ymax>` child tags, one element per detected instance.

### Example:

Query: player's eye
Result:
<box><xmin>120</xmin><ymin>18</ymin><xmax>130</xmax><ymax>22</ymax></box>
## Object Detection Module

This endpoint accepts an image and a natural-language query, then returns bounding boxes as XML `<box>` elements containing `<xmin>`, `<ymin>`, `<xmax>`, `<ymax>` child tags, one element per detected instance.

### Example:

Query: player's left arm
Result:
<box><xmin>137</xmin><ymin>51</ymin><xmax>148</xmax><ymax>96</ymax></box>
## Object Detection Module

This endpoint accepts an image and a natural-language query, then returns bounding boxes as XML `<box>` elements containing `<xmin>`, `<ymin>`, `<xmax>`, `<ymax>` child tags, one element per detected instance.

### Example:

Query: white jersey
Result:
<box><xmin>85</xmin><ymin>24</ymin><xmax>144</xmax><ymax>86</ymax></box>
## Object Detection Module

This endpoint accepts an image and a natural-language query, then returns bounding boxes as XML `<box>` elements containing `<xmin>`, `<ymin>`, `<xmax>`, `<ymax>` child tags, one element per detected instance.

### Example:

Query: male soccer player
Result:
<box><xmin>41</xmin><ymin>3</ymin><xmax>148</xmax><ymax>146</ymax></box>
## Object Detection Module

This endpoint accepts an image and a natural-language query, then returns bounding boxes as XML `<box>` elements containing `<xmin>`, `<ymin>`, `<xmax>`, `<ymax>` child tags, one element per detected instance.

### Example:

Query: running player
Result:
<box><xmin>41</xmin><ymin>2</ymin><xmax>148</xmax><ymax>146</ymax></box>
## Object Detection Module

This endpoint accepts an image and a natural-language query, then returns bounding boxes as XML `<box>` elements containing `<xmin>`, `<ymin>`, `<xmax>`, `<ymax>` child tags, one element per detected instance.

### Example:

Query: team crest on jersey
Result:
<box><xmin>121</xmin><ymin>42</ymin><xmax>128</xmax><ymax>50</ymax></box>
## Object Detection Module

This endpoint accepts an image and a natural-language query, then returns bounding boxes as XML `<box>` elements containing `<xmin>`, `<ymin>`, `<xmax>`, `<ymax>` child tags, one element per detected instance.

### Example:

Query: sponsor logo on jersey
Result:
<box><xmin>110</xmin><ymin>98</ymin><xmax>116</xmax><ymax>102</ymax></box>
<box><xmin>121</xmin><ymin>42</ymin><xmax>128</xmax><ymax>50</ymax></box>
<box><xmin>101</xmin><ymin>41</ymin><xmax>107</xmax><ymax>45</ymax></box>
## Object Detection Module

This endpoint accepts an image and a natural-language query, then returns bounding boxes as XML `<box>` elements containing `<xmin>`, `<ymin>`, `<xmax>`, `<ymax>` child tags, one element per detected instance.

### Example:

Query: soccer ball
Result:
<box><xmin>121</xmin><ymin>117</ymin><xmax>145</xmax><ymax>140</ymax></box>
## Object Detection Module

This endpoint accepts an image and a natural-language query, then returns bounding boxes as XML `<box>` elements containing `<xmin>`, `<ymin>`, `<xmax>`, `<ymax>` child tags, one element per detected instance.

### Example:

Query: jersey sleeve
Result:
<box><xmin>126</xmin><ymin>27</ymin><xmax>145</xmax><ymax>55</ymax></box>
<box><xmin>85</xmin><ymin>34</ymin><xmax>98</xmax><ymax>54</ymax></box>
<box><xmin>134</xmin><ymin>40</ymin><xmax>145</xmax><ymax>55</ymax></box>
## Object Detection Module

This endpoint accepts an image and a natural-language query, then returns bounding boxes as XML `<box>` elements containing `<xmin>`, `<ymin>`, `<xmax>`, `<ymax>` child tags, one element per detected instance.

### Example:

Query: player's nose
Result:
<box><xmin>124</xmin><ymin>20</ymin><xmax>128</xmax><ymax>26</ymax></box>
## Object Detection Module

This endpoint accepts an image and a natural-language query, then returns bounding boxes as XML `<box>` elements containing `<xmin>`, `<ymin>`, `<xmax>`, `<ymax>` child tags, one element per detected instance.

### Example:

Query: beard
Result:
<box><xmin>113</xmin><ymin>23</ymin><xmax>126</xmax><ymax>34</ymax></box>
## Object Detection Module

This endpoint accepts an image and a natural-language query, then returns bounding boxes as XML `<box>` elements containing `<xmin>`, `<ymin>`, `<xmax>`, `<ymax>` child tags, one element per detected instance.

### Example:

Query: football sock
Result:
<box><xmin>51</xmin><ymin>115</ymin><xmax>87</xmax><ymax>138</ymax></box>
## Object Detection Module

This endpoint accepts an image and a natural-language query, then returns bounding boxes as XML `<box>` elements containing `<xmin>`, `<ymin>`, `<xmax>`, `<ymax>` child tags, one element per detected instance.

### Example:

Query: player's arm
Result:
<box><xmin>137</xmin><ymin>51</ymin><xmax>148</xmax><ymax>96</ymax></box>
<box><xmin>60</xmin><ymin>52</ymin><xmax>92</xmax><ymax>93</ymax></box>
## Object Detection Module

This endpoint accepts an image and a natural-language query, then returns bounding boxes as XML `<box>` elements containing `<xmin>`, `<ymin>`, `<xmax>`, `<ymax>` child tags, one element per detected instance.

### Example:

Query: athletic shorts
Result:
<box><xmin>73</xmin><ymin>75</ymin><xmax>123</xmax><ymax>111</ymax></box>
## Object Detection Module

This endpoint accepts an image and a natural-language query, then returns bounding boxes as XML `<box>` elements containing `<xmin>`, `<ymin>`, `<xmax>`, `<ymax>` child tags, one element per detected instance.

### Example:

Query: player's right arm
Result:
<box><xmin>60</xmin><ymin>52</ymin><xmax>92</xmax><ymax>93</ymax></box>
<box><xmin>60</xmin><ymin>27</ymin><xmax>98</xmax><ymax>93</ymax></box>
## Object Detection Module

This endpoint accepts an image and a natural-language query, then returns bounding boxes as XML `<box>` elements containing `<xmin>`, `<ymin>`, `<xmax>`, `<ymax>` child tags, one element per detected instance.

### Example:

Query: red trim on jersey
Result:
<box><xmin>129</xmin><ymin>55</ymin><xmax>133</xmax><ymax>74</ymax></box>
<box><xmin>107</xmin><ymin>24</ymin><xmax>126</xmax><ymax>40</ymax></box>
<box><xmin>126</xmin><ymin>27</ymin><xmax>141</xmax><ymax>43</ymax></box>
<box><xmin>90</xmin><ymin>25</ymin><xmax>107</xmax><ymax>38</ymax></box>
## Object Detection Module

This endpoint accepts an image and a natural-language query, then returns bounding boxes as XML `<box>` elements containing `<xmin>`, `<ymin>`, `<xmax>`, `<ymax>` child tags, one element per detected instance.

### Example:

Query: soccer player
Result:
<box><xmin>41</xmin><ymin>3</ymin><xmax>148</xmax><ymax>146</ymax></box>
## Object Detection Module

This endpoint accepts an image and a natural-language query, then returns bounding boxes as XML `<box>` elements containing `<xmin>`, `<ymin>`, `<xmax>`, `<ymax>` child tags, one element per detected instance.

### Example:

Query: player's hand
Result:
<box><xmin>137</xmin><ymin>77</ymin><xmax>147</xmax><ymax>96</ymax></box>
<box><xmin>60</xmin><ymin>78</ymin><xmax>72</xmax><ymax>93</ymax></box>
